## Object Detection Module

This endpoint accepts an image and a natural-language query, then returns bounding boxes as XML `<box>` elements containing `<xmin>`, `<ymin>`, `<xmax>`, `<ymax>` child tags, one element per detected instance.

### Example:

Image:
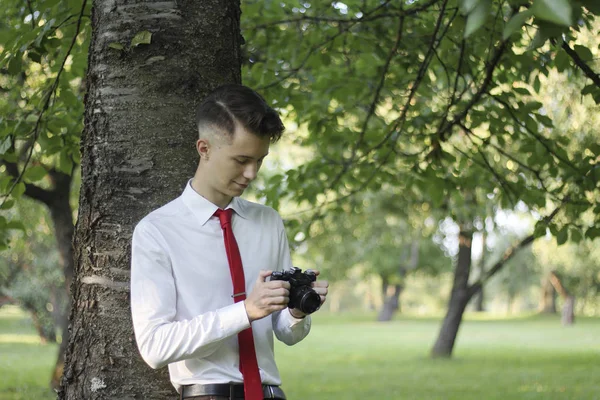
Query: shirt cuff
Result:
<box><xmin>218</xmin><ymin>302</ymin><xmax>251</xmax><ymax>335</ymax></box>
<box><xmin>286</xmin><ymin>308</ymin><xmax>310</xmax><ymax>326</ymax></box>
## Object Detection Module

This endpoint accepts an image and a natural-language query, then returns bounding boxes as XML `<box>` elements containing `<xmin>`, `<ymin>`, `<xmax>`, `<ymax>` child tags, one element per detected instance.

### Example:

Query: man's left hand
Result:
<box><xmin>289</xmin><ymin>269</ymin><xmax>328</xmax><ymax>319</ymax></box>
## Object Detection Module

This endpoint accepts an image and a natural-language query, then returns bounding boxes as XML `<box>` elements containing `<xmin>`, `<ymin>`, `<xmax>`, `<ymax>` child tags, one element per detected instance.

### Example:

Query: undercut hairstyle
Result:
<box><xmin>195</xmin><ymin>84</ymin><xmax>285</xmax><ymax>143</ymax></box>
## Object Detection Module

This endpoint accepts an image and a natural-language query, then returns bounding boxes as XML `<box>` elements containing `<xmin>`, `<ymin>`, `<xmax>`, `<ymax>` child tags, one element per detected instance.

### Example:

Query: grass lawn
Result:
<box><xmin>276</xmin><ymin>312</ymin><xmax>600</xmax><ymax>400</ymax></box>
<box><xmin>1</xmin><ymin>307</ymin><xmax>599</xmax><ymax>399</ymax></box>
<box><xmin>0</xmin><ymin>306</ymin><xmax>57</xmax><ymax>400</ymax></box>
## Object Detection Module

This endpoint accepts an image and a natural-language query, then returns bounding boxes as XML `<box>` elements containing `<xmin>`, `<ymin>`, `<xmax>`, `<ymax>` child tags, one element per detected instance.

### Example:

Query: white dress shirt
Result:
<box><xmin>130</xmin><ymin>180</ymin><xmax>311</xmax><ymax>392</ymax></box>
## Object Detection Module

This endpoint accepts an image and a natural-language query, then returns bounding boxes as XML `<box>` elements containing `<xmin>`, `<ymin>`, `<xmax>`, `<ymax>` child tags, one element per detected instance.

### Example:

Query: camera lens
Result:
<box><xmin>295</xmin><ymin>286</ymin><xmax>321</xmax><ymax>314</ymax></box>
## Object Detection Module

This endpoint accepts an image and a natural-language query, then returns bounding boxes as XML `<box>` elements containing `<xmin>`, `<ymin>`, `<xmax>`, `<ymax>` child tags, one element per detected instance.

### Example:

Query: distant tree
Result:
<box><xmin>242</xmin><ymin>0</ymin><xmax>600</xmax><ymax>357</ymax></box>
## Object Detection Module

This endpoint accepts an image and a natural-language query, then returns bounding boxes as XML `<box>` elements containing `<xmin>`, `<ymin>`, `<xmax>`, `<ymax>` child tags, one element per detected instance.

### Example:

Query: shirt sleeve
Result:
<box><xmin>130</xmin><ymin>220</ymin><xmax>250</xmax><ymax>369</ymax></box>
<box><xmin>270</xmin><ymin>214</ymin><xmax>312</xmax><ymax>345</ymax></box>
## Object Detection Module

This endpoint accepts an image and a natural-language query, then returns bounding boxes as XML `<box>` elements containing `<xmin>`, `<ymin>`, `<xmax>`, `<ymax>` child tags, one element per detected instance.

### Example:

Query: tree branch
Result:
<box><xmin>1</xmin><ymin>160</ymin><xmax>54</xmax><ymax>205</ymax></box>
<box><xmin>468</xmin><ymin>203</ymin><xmax>562</xmax><ymax>296</ymax></box>
<box><xmin>561</xmin><ymin>42</ymin><xmax>600</xmax><ymax>88</ymax></box>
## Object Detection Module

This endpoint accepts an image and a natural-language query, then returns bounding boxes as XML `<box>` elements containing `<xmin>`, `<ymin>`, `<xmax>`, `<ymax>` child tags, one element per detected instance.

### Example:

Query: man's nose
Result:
<box><xmin>243</xmin><ymin>162</ymin><xmax>259</xmax><ymax>180</ymax></box>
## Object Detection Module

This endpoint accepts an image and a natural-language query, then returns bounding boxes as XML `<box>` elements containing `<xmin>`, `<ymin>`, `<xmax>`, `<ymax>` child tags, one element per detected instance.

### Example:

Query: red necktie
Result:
<box><xmin>214</xmin><ymin>209</ymin><xmax>263</xmax><ymax>400</ymax></box>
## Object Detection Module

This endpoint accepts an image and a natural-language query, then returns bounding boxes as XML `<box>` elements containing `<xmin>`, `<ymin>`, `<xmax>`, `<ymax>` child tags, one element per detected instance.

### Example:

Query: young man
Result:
<box><xmin>130</xmin><ymin>84</ymin><xmax>328</xmax><ymax>400</ymax></box>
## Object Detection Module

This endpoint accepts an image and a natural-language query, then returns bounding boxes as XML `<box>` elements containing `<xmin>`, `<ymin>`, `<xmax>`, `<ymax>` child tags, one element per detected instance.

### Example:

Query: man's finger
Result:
<box><xmin>257</xmin><ymin>270</ymin><xmax>272</xmax><ymax>283</ymax></box>
<box><xmin>264</xmin><ymin>280</ymin><xmax>291</xmax><ymax>290</ymax></box>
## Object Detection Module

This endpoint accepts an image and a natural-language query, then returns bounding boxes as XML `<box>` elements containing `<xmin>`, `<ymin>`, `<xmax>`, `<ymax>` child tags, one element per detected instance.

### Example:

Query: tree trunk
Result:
<box><xmin>549</xmin><ymin>271</ymin><xmax>575</xmax><ymax>326</ymax></box>
<box><xmin>59</xmin><ymin>1</ymin><xmax>242</xmax><ymax>399</ymax></box>
<box><xmin>539</xmin><ymin>274</ymin><xmax>557</xmax><ymax>313</ymax></box>
<box><xmin>23</xmin><ymin>302</ymin><xmax>57</xmax><ymax>344</ymax></box>
<box><xmin>378</xmin><ymin>278</ymin><xmax>402</xmax><ymax>322</ymax></box>
<box><xmin>377</xmin><ymin>240</ymin><xmax>418</xmax><ymax>321</ymax></box>
<box><xmin>431</xmin><ymin>227</ymin><xmax>473</xmax><ymax>357</ymax></box>
<box><xmin>473</xmin><ymin>231</ymin><xmax>485</xmax><ymax>312</ymax></box>
<box><xmin>562</xmin><ymin>296</ymin><xmax>575</xmax><ymax>325</ymax></box>
<box><xmin>47</xmin><ymin>171</ymin><xmax>74</xmax><ymax>389</ymax></box>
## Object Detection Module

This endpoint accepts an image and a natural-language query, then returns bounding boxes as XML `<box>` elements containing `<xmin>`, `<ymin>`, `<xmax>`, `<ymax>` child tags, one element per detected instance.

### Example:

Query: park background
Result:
<box><xmin>1</xmin><ymin>0</ymin><xmax>599</xmax><ymax>399</ymax></box>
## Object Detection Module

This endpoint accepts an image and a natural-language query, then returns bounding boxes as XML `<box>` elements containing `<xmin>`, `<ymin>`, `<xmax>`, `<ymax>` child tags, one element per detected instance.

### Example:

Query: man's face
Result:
<box><xmin>197</xmin><ymin>123</ymin><xmax>270</xmax><ymax>205</ymax></box>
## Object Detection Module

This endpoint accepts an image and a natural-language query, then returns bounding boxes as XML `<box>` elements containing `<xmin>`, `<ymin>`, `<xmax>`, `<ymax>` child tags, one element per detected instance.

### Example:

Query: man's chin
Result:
<box><xmin>229</xmin><ymin>186</ymin><xmax>246</xmax><ymax>196</ymax></box>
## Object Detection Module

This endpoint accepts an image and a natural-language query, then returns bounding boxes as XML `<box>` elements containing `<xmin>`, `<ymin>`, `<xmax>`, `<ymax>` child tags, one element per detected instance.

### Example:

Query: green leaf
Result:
<box><xmin>581</xmin><ymin>84</ymin><xmax>597</xmax><ymax>96</ymax></box>
<box><xmin>13</xmin><ymin>182</ymin><xmax>25</xmax><ymax>198</ymax></box>
<box><xmin>464</xmin><ymin>0</ymin><xmax>491</xmax><ymax>38</ymax></box>
<box><xmin>533</xmin><ymin>221</ymin><xmax>547</xmax><ymax>238</ymax></box>
<box><xmin>0</xmin><ymin>136</ymin><xmax>11</xmax><ymax>155</ymax></box>
<box><xmin>514</xmin><ymin>87</ymin><xmax>531</xmax><ymax>95</ymax></box>
<box><xmin>131</xmin><ymin>31</ymin><xmax>152</xmax><ymax>48</ymax></box>
<box><xmin>0</xmin><ymin>199</ymin><xmax>14</xmax><ymax>210</ymax></box>
<box><xmin>533</xmin><ymin>75</ymin><xmax>541</xmax><ymax>93</ymax></box>
<box><xmin>7</xmin><ymin>56</ymin><xmax>22</xmax><ymax>75</ymax></box>
<box><xmin>573</xmin><ymin>45</ymin><xmax>594</xmax><ymax>62</ymax></box>
<box><xmin>528</xmin><ymin>30</ymin><xmax>549</xmax><ymax>50</ymax></box>
<box><xmin>588</xmin><ymin>143</ymin><xmax>600</xmax><ymax>156</ymax></box>
<box><xmin>535</xmin><ymin>114</ymin><xmax>553</xmax><ymax>128</ymax></box>
<box><xmin>108</xmin><ymin>42</ymin><xmax>125</xmax><ymax>51</ymax></box>
<box><xmin>554</xmin><ymin>49</ymin><xmax>570</xmax><ymax>72</ymax></box>
<box><xmin>531</xmin><ymin>0</ymin><xmax>572</xmax><ymax>26</ymax></box>
<box><xmin>585</xmin><ymin>226</ymin><xmax>600</xmax><ymax>240</ymax></box>
<box><xmin>28</xmin><ymin>51</ymin><xmax>42</xmax><ymax>63</ymax></box>
<box><xmin>503</xmin><ymin>10</ymin><xmax>533</xmax><ymax>40</ymax></box>
<box><xmin>535</xmin><ymin>141</ymin><xmax>546</xmax><ymax>157</ymax></box>
<box><xmin>58</xmin><ymin>151</ymin><xmax>74</xmax><ymax>174</ymax></box>
<box><xmin>24</xmin><ymin>165</ymin><xmax>47</xmax><ymax>182</ymax></box>
<box><xmin>569</xmin><ymin>227</ymin><xmax>582</xmax><ymax>243</ymax></box>
<box><xmin>6</xmin><ymin>220</ymin><xmax>25</xmax><ymax>231</ymax></box>
<box><xmin>460</xmin><ymin>0</ymin><xmax>482</xmax><ymax>15</ymax></box>
<box><xmin>556</xmin><ymin>226</ymin><xmax>568</xmax><ymax>245</ymax></box>
<box><xmin>60</xmin><ymin>88</ymin><xmax>79</xmax><ymax>107</ymax></box>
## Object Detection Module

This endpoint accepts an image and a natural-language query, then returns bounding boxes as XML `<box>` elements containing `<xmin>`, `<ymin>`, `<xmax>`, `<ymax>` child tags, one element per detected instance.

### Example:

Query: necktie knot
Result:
<box><xmin>214</xmin><ymin>208</ymin><xmax>233</xmax><ymax>229</ymax></box>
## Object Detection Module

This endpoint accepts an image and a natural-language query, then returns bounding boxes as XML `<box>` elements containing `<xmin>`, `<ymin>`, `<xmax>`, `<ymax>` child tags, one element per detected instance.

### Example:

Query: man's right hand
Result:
<box><xmin>244</xmin><ymin>270</ymin><xmax>290</xmax><ymax>322</ymax></box>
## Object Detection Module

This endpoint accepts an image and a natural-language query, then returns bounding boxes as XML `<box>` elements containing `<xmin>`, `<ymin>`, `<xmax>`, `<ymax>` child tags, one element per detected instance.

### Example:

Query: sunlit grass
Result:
<box><xmin>0</xmin><ymin>306</ymin><xmax>57</xmax><ymax>400</ymax></box>
<box><xmin>276</xmin><ymin>311</ymin><xmax>600</xmax><ymax>400</ymax></box>
<box><xmin>1</xmin><ymin>307</ymin><xmax>598</xmax><ymax>399</ymax></box>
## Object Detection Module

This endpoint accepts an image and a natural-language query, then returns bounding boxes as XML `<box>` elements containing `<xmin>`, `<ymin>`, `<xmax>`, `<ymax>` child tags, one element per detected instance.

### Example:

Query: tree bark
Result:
<box><xmin>473</xmin><ymin>231</ymin><xmax>485</xmax><ymax>312</ymax></box>
<box><xmin>539</xmin><ymin>274</ymin><xmax>557</xmax><ymax>314</ymax></box>
<box><xmin>549</xmin><ymin>271</ymin><xmax>575</xmax><ymax>325</ymax></box>
<box><xmin>431</xmin><ymin>227</ymin><xmax>473</xmax><ymax>357</ymax></box>
<box><xmin>47</xmin><ymin>171</ymin><xmax>74</xmax><ymax>389</ymax></box>
<box><xmin>378</xmin><ymin>277</ymin><xmax>402</xmax><ymax>322</ymax></box>
<box><xmin>59</xmin><ymin>1</ymin><xmax>242</xmax><ymax>399</ymax></box>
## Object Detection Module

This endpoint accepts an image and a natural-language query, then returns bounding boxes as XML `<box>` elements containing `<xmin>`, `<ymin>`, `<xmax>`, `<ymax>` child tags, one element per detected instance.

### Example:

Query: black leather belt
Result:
<box><xmin>180</xmin><ymin>383</ymin><xmax>286</xmax><ymax>399</ymax></box>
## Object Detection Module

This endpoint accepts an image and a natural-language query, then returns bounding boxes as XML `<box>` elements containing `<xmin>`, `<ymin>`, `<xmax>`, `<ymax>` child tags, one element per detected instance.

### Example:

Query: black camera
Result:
<box><xmin>270</xmin><ymin>267</ymin><xmax>321</xmax><ymax>314</ymax></box>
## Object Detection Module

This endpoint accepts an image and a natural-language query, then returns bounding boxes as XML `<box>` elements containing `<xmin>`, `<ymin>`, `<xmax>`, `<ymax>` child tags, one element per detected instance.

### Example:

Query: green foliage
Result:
<box><xmin>242</xmin><ymin>0</ymin><xmax>600</xmax><ymax>248</ymax></box>
<box><xmin>0</xmin><ymin>199</ymin><xmax>65</xmax><ymax>342</ymax></box>
<box><xmin>533</xmin><ymin>237</ymin><xmax>600</xmax><ymax>314</ymax></box>
<box><xmin>531</xmin><ymin>0</ymin><xmax>573</xmax><ymax>26</ymax></box>
<box><xmin>0</xmin><ymin>0</ymin><xmax>90</xmax><ymax>235</ymax></box>
<box><xmin>293</xmin><ymin>192</ymin><xmax>451</xmax><ymax>284</ymax></box>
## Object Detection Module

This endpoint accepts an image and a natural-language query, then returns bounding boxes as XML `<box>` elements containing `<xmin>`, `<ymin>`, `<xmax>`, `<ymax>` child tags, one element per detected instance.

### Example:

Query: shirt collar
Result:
<box><xmin>181</xmin><ymin>180</ymin><xmax>248</xmax><ymax>226</ymax></box>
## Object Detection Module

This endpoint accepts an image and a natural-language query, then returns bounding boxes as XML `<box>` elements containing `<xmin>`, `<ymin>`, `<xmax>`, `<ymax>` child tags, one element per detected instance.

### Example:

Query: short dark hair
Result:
<box><xmin>195</xmin><ymin>84</ymin><xmax>284</xmax><ymax>142</ymax></box>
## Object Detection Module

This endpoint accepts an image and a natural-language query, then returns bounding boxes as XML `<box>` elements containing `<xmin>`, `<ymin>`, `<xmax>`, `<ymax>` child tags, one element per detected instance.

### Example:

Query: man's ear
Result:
<box><xmin>196</xmin><ymin>138</ymin><xmax>210</xmax><ymax>160</ymax></box>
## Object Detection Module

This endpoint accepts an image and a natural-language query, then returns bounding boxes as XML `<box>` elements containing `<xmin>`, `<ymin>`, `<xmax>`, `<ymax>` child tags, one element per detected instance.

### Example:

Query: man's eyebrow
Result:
<box><xmin>234</xmin><ymin>153</ymin><xmax>269</xmax><ymax>160</ymax></box>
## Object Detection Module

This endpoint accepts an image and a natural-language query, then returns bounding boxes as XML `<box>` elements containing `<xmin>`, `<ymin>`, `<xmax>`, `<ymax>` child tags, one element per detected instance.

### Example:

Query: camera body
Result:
<box><xmin>270</xmin><ymin>267</ymin><xmax>321</xmax><ymax>314</ymax></box>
